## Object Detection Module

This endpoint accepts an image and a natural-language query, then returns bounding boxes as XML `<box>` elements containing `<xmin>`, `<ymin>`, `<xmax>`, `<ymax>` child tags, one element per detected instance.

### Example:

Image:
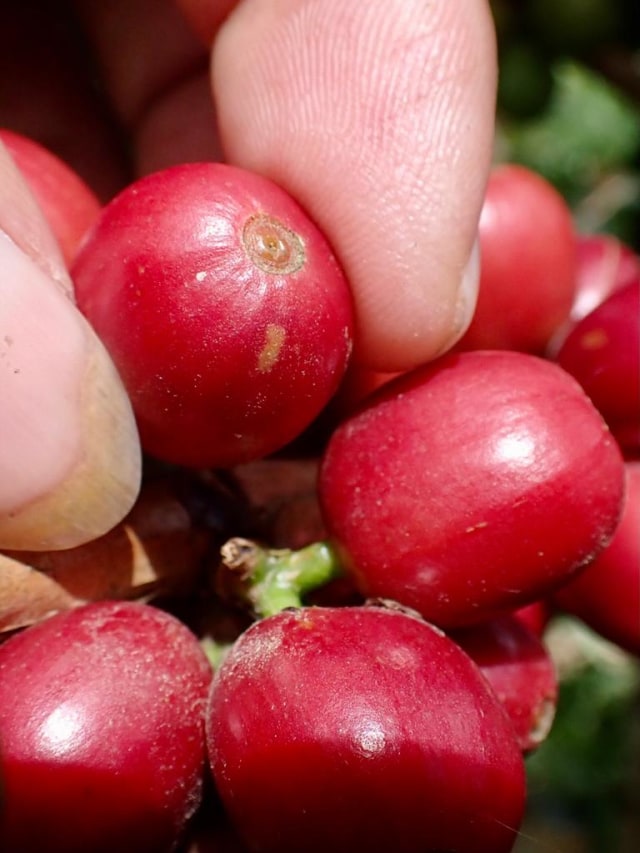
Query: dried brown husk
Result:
<box><xmin>0</xmin><ymin>479</ymin><xmax>211</xmax><ymax>635</ymax></box>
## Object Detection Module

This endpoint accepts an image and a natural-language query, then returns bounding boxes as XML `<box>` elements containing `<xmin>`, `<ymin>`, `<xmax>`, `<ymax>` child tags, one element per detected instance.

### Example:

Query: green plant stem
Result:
<box><xmin>219</xmin><ymin>537</ymin><xmax>345</xmax><ymax>618</ymax></box>
<box><xmin>199</xmin><ymin>635</ymin><xmax>235</xmax><ymax>671</ymax></box>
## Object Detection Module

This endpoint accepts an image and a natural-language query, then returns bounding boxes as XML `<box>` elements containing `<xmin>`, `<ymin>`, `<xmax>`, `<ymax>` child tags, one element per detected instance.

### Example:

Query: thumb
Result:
<box><xmin>0</xmin><ymin>142</ymin><xmax>141</xmax><ymax>551</ymax></box>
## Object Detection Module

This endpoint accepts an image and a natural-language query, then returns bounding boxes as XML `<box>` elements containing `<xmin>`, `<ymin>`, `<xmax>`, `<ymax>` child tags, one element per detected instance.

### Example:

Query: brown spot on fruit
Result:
<box><xmin>580</xmin><ymin>328</ymin><xmax>608</xmax><ymax>350</ymax></box>
<box><xmin>257</xmin><ymin>324</ymin><xmax>286</xmax><ymax>372</ymax></box>
<box><xmin>242</xmin><ymin>213</ymin><xmax>305</xmax><ymax>274</ymax></box>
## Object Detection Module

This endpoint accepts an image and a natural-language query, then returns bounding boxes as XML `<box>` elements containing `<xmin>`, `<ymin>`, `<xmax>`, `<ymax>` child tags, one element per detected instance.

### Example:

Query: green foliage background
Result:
<box><xmin>493</xmin><ymin>0</ymin><xmax>640</xmax><ymax>250</ymax></box>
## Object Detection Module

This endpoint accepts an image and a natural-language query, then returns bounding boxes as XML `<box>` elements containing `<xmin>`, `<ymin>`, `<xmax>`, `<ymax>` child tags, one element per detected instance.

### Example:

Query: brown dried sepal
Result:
<box><xmin>0</xmin><ymin>480</ymin><xmax>211</xmax><ymax>635</ymax></box>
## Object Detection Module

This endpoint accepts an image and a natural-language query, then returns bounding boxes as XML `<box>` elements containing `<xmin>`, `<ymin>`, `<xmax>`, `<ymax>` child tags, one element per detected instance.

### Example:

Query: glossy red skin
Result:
<box><xmin>0</xmin><ymin>128</ymin><xmax>101</xmax><ymax>266</ymax></box>
<box><xmin>554</xmin><ymin>281</ymin><xmax>640</xmax><ymax>453</ymax></box>
<box><xmin>454</xmin><ymin>163</ymin><xmax>577</xmax><ymax>354</ymax></box>
<box><xmin>553</xmin><ymin>462</ymin><xmax>640</xmax><ymax>656</ymax></box>
<box><xmin>0</xmin><ymin>601</ymin><xmax>213</xmax><ymax>853</ymax></box>
<box><xmin>206</xmin><ymin>606</ymin><xmax>526</xmax><ymax>853</ymax></box>
<box><xmin>571</xmin><ymin>233</ymin><xmax>640</xmax><ymax>323</ymax></box>
<box><xmin>450</xmin><ymin>614</ymin><xmax>558</xmax><ymax>753</ymax></box>
<box><xmin>318</xmin><ymin>350</ymin><xmax>625</xmax><ymax>628</ymax></box>
<box><xmin>512</xmin><ymin>600</ymin><xmax>551</xmax><ymax>637</ymax></box>
<box><xmin>71</xmin><ymin>162</ymin><xmax>354</xmax><ymax>468</ymax></box>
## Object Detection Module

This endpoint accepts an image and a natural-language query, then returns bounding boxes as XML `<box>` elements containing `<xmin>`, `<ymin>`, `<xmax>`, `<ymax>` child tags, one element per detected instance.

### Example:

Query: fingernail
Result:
<box><xmin>435</xmin><ymin>237</ymin><xmax>481</xmax><ymax>357</ymax></box>
<box><xmin>453</xmin><ymin>237</ymin><xmax>481</xmax><ymax>338</ymax></box>
<box><xmin>0</xmin><ymin>231</ymin><xmax>142</xmax><ymax>550</ymax></box>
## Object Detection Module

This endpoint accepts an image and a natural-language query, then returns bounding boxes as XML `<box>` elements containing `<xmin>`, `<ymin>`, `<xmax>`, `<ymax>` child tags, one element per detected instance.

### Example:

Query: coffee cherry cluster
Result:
<box><xmin>0</xmin><ymin>134</ymin><xmax>638</xmax><ymax>853</ymax></box>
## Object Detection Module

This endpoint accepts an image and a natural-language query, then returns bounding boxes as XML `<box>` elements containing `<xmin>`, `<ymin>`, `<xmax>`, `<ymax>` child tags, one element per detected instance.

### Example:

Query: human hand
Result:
<box><xmin>0</xmin><ymin>0</ymin><xmax>496</xmax><ymax>550</ymax></box>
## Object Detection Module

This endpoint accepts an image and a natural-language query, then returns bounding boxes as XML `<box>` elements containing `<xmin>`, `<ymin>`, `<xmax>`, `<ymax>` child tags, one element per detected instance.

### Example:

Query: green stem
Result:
<box><xmin>219</xmin><ymin>537</ymin><xmax>345</xmax><ymax>618</ymax></box>
<box><xmin>199</xmin><ymin>635</ymin><xmax>235</xmax><ymax>670</ymax></box>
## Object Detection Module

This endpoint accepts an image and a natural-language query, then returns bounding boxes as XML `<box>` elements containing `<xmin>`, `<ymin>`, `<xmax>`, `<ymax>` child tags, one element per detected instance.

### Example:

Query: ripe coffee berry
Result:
<box><xmin>454</xmin><ymin>164</ymin><xmax>577</xmax><ymax>354</ymax></box>
<box><xmin>0</xmin><ymin>601</ymin><xmax>212</xmax><ymax>853</ymax></box>
<box><xmin>72</xmin><ymin>162</ymin><xmax>354</xmax><ymax>468</ymax></box>
<box><xmin>319</xmin><ymin>350</ymin><xmax>625</xmax><ymax>628</ymax></box>
<box><xmin>207</xmin><ymin>605</ymin><xmax>526</xmax><ymax>853</ymax></box>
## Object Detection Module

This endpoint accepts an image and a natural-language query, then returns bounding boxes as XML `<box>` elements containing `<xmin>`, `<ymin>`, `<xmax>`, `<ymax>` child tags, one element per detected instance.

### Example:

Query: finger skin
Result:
<box><xmin>74</xmin><ymin>0</ymin><xmax>221</xmax><ymax>176</ymax></box>
<box><xmin>0</xmin><ymin>148</ymin><xmax>141</xmax><ymax>550</ymax></box>
<box><xmin>211</xmin><ymin>0</ymin><xmax>496</xmax><ymax>369</ymax></box>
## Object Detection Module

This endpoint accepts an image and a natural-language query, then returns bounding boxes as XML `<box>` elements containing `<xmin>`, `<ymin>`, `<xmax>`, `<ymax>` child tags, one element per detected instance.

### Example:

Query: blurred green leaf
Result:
<box><xmin>524</xmin><ymin>619</ymin><xmax>640</xmax><ymax>851</ymax></box>
<box><xmin>500</xmin><ymin>60</ymin><xmax>640</xmax><ymax>203</ymax></box>
<box><xmin>498</xmin><ymin>40</ymin><xmax>556</xmax><ymax>119</ymax></box>
<box><xmin>525</xmin><ymin>0</ymin><xmax>624</xmax><ymax>53</ymax></box>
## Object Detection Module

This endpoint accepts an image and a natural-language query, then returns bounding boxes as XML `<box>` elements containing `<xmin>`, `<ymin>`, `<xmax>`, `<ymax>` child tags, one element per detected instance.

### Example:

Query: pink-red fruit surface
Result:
<box><xmin>71</xmin><ymin>162</ymin><xmax>354</xmax><ymax>468</ymax></box>
<box><xmin>0</xmin><ymin>601</ymin><xmax>213</xmax><ymax>853</ymax></box>
<box><xmin>450</xmin><ymin>614</ymin><xmax>558</xmax><ymax>753</ymax></box>
<box><xmin>206</xmin><ymin>605</ymin><xmax>526</xmax><ymax>853</ymax></box>
<box><xmin>0</xmin><ymin>128</ymin><xmax>101</xmax><ymax>266</ymax></box>
<box><xmin>319</xmin><ymin>350</ymin><xmax>625</xmax><ymax>628</ymax></box>
<box><xmin>569</xmin><ymin>233</ymin><xmax>640</xmax><ymax>323</ymax></box>
<box><xmin>513</xmin><ymin>600</ymin><xmax>551</xmax><ymax>637</ymax></box>
<box><xmin>554</xmin><ymin>281</ymin><xmax>640</xmax><ymax>454</ymax></box>
<box><xmin>454</xmin><ymin>163</ymin><xmax>577</xmax><ymax>353</ymax></box>
<box><xmin>553</xmin><ymin>461</ymin><xmax>640</xmax><ymax>656</ymax></box>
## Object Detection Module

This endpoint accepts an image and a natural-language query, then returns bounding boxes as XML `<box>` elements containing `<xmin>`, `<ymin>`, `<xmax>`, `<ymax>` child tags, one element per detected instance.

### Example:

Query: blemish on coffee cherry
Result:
<box><xmin>579</xmin><ymin>328</ymin><xmax>608</xmax><ymax>350</ymax></box>
<box><xmin>243</xmin><ymin>213</ymin><xmax>305</xmax><ymax>274</ymax></box>
<box><xmin>257</xmin><ymin>324</ymin><xmax>286</xmax><ymax>373</ymax></box>
<box><xmin>355</xmin><ymin>720</ymin><xmax>386</xmax><ymax>757</ymax></box>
